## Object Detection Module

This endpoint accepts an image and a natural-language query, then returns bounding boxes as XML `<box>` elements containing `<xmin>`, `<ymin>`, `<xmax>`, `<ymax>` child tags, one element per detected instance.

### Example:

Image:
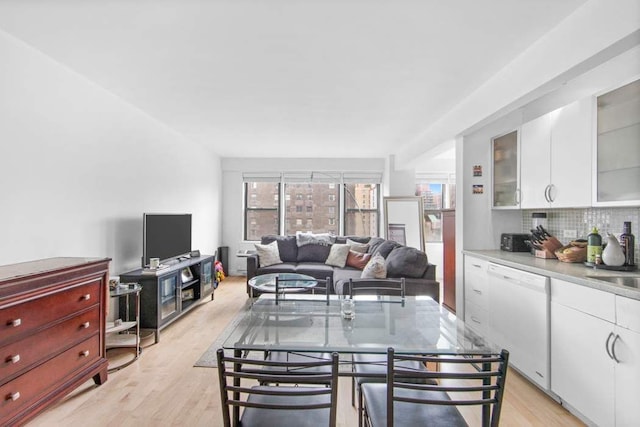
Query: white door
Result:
<box><xmin>551</xmin><ymin>302</ymin><xmax>615</xmax><ymax>427</ymax></box>
<box><xmin>550</xmin><ymin>98</ymin><xmax>593</xmax><ymax>208</ymax></box>
<box><xmin>520</xmin><ymin>114</ymin><xmax>551</xmax><ymax>208</ymax></box>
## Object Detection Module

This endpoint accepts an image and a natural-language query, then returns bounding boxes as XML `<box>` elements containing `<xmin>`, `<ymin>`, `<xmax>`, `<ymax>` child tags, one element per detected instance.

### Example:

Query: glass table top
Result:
<box><xmin>247</xmin><ymin>272</ymin><xmax>317</xmax><ymax>293</ymax></box>
<box><xmin>222</xmin><ymin>295</ymin><xmax>495</xmax><ymax>355</ymax></box>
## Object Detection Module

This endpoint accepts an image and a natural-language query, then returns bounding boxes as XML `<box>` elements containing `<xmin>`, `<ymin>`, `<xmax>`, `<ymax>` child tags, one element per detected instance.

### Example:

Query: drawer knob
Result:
<box><xmin>81</xmin><ymin>294</ymin><xmax>91</xmax><ymax>301</ymax></box>
<box><xmin>81</xmin><ymin>322</ymin><xmax>91</xmax><ymax>329</ymax></box>
<box><xmin>6</xmin><ymin>391</ymin><xmax>20</xmax><ymax>402</ymax></box>
<box><xmin>80</xmin><ymin>350</ymin><xmax>90</xmax><ymax>357</ymax></box>
<box><xmin>6</xmin><ymin>354</ymin><xmax>21</xmax><ymax>364</ymax></box>
<box><xmin>7</xmin><ymin>318</ymin><xmax>22</xmax><ymax>327</ymax></box>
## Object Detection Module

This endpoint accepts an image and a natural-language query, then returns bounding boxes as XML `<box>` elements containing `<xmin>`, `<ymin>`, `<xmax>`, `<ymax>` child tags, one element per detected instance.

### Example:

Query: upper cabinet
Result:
<box><xmin>520</xmin><ymin>98</ymin><xmax>592</xmax><ymax>209</ymax></box>
<box><xmin>492</xmin><ymin>130</ymin><xmax>520</xmax><ymax>209</ymax></box>
<box><xmin>595</xmin><ymin>78</ymin><xmax>640</xmax><ymax>206</ymax></box>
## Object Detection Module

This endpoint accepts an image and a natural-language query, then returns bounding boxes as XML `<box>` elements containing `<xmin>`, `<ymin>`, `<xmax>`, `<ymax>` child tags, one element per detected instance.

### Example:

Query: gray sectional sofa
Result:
<box><xmin>246</xmin><ymin>235</ymin><xmax>439</xmax><ymax>300</ymax></box>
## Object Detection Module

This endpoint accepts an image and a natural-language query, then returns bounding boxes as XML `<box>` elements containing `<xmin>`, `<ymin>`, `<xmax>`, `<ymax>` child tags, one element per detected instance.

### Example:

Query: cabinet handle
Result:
<box><xmin>548</xmin><ymin>184</ymin><xmax>556</xmax><ymax>203</ymax></box>
<box><xmin>605</xmin><ymin>332</ymin><xmax>615</xmax><ymax>360</ymax></box>
<box><xmin>544</xmin><ymin>185</ymin><xmax>551</xmax><ymax>203</ymax></box>
<box><xmin>473</xmin><ymin>289</ymin><xmax>482</xmax><ymax>294</ymax></box>
<box><xmin>7</xmin><ymin>318</ymin><xmax>22</xmax><ymax>327</ymax></box>
<box><xmin>472</xmin><ymin>264</ymin><xmax>482</xmax><ymax>269</ymax></box>
<box><xmin>81</xmin><ymin>322</ymin><xmax>90</xmax><ymax>329</ymax></box>
<box><xmin>470</xmin><ymin>316</ymin><xmax>481</xmax><ymax>324</ymax></box>
<box><xmin>80</xmin><ymin>294</ymin><xmax>91</xmax><ymax>301</ymax></box>
<box><xmin>6</xmin><ymin>391</ymin><xmax>20</xmax><ymax>402</ymax></box>
<box><xmin>5</xmin><ymin>354</ymin><xmax>20</xmax><ymax>364</ymax></box>
<box><xmin>80</xmin><ymin>350</ymin><xmax>90</xmax><ymax>357</ymax></box>
<box><xmin>611</xmin><ymin>334</ymin><xmax>621</xmax><ymax>364</ymax></box>
<box><xmin>515</xmin><ymin>189</ymin><xmax>521</xmax><ymax>205</ymax></box>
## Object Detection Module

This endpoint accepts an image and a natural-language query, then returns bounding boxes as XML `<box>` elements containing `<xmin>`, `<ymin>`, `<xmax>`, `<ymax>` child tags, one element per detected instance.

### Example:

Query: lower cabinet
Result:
<box><xmin>551</xmin><ymin>278</ymin><xmax>640</xmax><ymax>426</ymax></box>
<box><xmin>463</xmin><ymin>255</ymin><xmax>490</xmax><ymax>336</ymax></box>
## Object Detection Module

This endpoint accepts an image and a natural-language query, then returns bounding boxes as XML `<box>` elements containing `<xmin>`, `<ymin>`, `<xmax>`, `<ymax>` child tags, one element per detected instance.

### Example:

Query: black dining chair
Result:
<box><xmin>216</xmin><ymin>349</ymin><xmax>339</xmax><ymax>427</ymax></box>
<box><xmin>361</xmin><ymin>347</ymin><xmax>510</xmax><ymax>427</ymax></box>
<box><xmin>348</xmin><ymin>277</ymin><xmax>426</xmax><ymax>427</ymax></box>
<box><xmin>262</xmin><ymin>276</ymin><xmax>333</xmax><ymax>382</ymax></box>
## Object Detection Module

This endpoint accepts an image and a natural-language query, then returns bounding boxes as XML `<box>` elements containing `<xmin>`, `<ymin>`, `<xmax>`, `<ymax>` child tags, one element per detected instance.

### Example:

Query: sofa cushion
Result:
<box><xmin>254</xmin><ymin>241</ymin><xmax>282</xmax><ymax>267</ymax></box>
<box><xmin>385</xmin><ymin>246</ymin><xmax>429</xmax><ymax>278</ymax></box>
<box><xmin>325</xmin><ymin>244</ymin><xmax>350</xmax><ymax>268</ymax></box>
<box><xmin>261</xmin><ymin>235</ymin><xmax>298</xmax><ymax>263</ymax></box>
<box><xmin>367</xmin><ymin>237</ymin><xmax>386</xmax><ymax>255</ymax></box>
<box><xmin>346</xmin><ymin>250</ymin><xmax>371</xmax><ymax>270</ymax></box>
<box><xmin>361</xmin><ymin>254</ymin><xmax>387</xmax><ymax>279</ymax></box>
<box><xmin>295</xmin><ymin>263</ymin><xmax>335</xmax><ymax>279</ymax></box>
<box><xmin>332</xmin><ymin>267</ymin><xmax>363</xmax><ymax>295</ymax></box>
<box><xmin>258</xmin><ymin>263</ymin><xmax>297</xmax><ymax>275</ymax></box>
<box><xmin>297</xmin><ymin>243</ymin><xmax>332</xmax><ymax>263</ymax></box>
<box><xmin>346</xmin><ymin>238</ymin><xmax>369</xmax><ymax>253</ymax></box>
<box><xmin>371</xmin><ymin>240</ymin><xmax>402</xmax><ymax>259</ymax></box>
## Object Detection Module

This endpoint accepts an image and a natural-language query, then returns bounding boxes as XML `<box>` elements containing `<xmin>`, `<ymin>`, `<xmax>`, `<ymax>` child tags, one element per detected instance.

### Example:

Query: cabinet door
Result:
<box><xmin>550</xmin><ymin>98</ymin><xmax>592</xmax><ymax>208</ymax></box>
<box><xmin>551</xmin><ymin>302</ymin><xmax>615</xmax><ymax>427</ymax></box>
<box><xmin>614</xmin><ymin>325</ymin><xmax>640</xmax><ymax>426</ymax></box>
<box><xmin>520</xmin><ymin>114</ymin><xmax>551</xmax><ymax>209</ymax></box>
<box><xmin>158</xmin><ymin>273</ymin><xmax>179</xmax><ymax>321</ymax></box>
<box><xmin>492</xmin><ymin>130</ymin><xmax>520</xmax><ymax>208</ymax></box>
<box><xmin>201</xmin><ymin>258</ymin><xmax>214</xmax><ymax>295</ymax></box>
<box><xmin>463</xmin><ymin>256</ymin><xmax>489</xmax><ymax>336</ymax></box>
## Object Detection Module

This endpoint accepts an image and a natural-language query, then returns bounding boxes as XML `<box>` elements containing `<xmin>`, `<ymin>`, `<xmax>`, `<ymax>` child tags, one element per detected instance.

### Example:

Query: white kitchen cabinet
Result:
<box><xmin>492</xmin><ymin>130</ymin><xmax>520</xmax><ymax>209</ymax></box>
<box><xmin>551</xmin><ymin>278</ymin><xmax>640</xmax><ymax>426</ymax></box>
<box><xmin>463</xmin><ymin>255</ymin><xmax>489</xmax><ymax>336</ymax></box>
<box><xmin>520</xmin><ymin>98</ymin><xmax>592</xmax><ymax>209</ymax></box>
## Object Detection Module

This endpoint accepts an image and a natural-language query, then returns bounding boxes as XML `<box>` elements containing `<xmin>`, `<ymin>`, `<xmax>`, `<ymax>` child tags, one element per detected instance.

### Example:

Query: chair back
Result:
<box><xmin>386</xmin><ymin>348</ymin><xmax>509</xmax><ymax>427</ymax></box>
<box><xmin>275</xmin><ymin>276</ymin><xmax>332</xmax><ymax>305</ymax></box>
<box><xmin>348</xmin><ymin>277</ymin><xmax>405</xmax><ymax>299</ymax></box>
<box><xmin>217</xmin><ymin>349</ymin><xmax>339</xmax><ymax>427</ymax></box>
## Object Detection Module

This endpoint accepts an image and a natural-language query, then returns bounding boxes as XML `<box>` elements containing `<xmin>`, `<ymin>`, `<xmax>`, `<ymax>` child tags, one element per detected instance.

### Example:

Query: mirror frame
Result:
<box><xmin>383</xmin><ymin>196</ymin><xmax>425</xmax><ymax>252</ymax></box>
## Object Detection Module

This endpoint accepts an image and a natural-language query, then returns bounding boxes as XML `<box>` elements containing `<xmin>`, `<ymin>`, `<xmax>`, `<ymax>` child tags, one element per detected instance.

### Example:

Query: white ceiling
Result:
<box><xmin>0</xmin><ymin>0</ymin><xmax>588</xmax><ymax>160</ymax></box>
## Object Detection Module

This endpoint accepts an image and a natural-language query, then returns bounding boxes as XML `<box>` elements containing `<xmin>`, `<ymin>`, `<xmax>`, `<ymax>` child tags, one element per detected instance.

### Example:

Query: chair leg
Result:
<box><xmin>358</xmin><ymin>382</ymin><xmax>364</xmax><ymax>427</ymax></box>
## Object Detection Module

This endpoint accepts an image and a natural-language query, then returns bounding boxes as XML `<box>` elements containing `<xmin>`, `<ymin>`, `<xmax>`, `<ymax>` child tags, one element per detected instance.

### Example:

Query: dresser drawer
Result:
<box><xmin>0</xmin><ymin>279</ymin><xmax>101</xmax><ymax>346</ymax></box>
<box><xmin>464</xmin><ymin>300</ymin><xmax>489</xmax><ymax>337</ymax></box>
<box><xmin>0</xmin><ymin>307</ymin><xmax>100</xmax><ymax>382</ymax></box>
<box><xmin>0</xmin><ymin>334</ymin><xmax>100</xmax><ymax>423</ymax></box>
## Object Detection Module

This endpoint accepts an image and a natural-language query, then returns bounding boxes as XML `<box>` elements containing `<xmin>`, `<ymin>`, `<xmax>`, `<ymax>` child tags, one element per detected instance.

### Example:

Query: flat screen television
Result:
<box><xmin>142</xmin><ymin>213</ymin><xmax>192</xmax><ymax>267</ymax></box>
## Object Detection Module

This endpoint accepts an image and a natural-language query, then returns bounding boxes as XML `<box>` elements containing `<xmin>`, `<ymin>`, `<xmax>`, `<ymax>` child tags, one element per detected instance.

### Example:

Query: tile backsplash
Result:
<box><xmin>522</xmin><ymin>207</ymin><xmax>639</xmax><ymax>265</ymax></box>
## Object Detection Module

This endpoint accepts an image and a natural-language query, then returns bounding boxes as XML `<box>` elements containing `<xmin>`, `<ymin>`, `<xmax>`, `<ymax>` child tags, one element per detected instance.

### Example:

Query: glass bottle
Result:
<box><xmin>620</xmin><ymin>222</ymin><xmax>636</xmax><ymax>266</ymax></box>
<box><xmin>587</xmin><ymin>227</ymin><xmax>602</xmax><ymax>264</ymax></box>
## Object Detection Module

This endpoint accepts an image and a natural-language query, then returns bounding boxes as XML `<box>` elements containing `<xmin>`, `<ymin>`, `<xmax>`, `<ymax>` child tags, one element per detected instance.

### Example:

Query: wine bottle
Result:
<box><xmin>620</xmin><ymin>222</ymin><xmax>636</xmax><ymax>266</ymax></box>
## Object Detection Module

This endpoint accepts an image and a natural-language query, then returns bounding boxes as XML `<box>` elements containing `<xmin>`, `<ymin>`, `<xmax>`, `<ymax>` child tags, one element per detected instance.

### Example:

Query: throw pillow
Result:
<box><xmin>296</xmin><ymin>231</ymin><xmax>336</xmax><ymax>247</ymax></box>
<box><xmin>361</xmin><ymin>254</ymin><xmax>387</xmax><ymax>279</ymax></box>
<box><xmin>385</xmin><ymin>246</ymin><xmax>428</xmax><ymax>278</ymax></box>
<box><xmin>346</xmin><ymin>250</ymin><xmax>371</xmax><ymax>270</ymax></box>
<box><xmin>261</xmin><ymin>235</ymin><xmax>298</xmax><ymax>262</ymax></box>
<box><xmin>346</xmin><ymin>238</ymin><xmax>369</xmax><ymax>253</ymax></box>
<box><xmin>371</xmin><ymin>240</ymin><xmax>402</xmax><ymax>259</ymax></box>
<box><xmin>297</xmin><ymin>243</ymin><xmax>332</xmax><ymax>263</ymax></box>
<box><xmin>254</xmin><ymin>241</ymin><xmax>282</xmax><ymax>267</ymax></box>
<box><xmin>325</xmin><ymin>244</ymin><xmax>350</xmax><ymax>268</ymax></box>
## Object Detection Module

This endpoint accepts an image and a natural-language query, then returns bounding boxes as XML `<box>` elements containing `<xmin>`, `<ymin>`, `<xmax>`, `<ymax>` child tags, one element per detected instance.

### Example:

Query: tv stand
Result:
<box><xmin>119</xmin><ymin>255</ymin><xmax>215</xmax><ymax>343</ymax></box>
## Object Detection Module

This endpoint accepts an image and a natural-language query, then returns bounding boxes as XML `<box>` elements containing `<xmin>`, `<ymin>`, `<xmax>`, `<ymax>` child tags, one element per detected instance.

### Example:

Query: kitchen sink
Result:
<box><xmin>585</xmin><ymin>275</ymin><xmax>640</xmax><ymax>288</ymax></box>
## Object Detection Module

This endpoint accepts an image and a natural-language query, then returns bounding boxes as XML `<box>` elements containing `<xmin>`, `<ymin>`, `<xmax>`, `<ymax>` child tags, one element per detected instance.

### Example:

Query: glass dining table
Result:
<box><xmin>222</xmin><ymin>294</ymin><xmax>495</xmax><ymax>356</ymax></box>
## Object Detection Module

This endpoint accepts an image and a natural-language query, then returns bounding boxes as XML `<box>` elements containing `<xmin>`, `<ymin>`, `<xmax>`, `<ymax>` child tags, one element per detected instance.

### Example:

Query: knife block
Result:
<box><xmin>535</xmin><ymin>236</ymin><xmax>563</xmax><ymax>259</ymax></box>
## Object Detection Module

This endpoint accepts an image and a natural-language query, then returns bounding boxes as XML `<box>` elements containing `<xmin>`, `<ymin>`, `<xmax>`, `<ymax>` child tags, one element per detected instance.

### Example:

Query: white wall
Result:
<box><xmin>0</xmin><ymin>30</ymin><xmax>222</xmax><ymax>276</ymax></box>
<box><xmin>221</xmin><ymin>157</ymin><xmax>385</xmax><ymax>275</ymax></box>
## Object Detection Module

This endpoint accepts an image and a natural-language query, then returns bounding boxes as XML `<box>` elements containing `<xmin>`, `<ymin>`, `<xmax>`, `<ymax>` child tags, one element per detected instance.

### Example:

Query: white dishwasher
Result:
<box><xmin>487</xmin><ymin>263</ymin><xmax>550</xmax><ymax>390</ymax></box>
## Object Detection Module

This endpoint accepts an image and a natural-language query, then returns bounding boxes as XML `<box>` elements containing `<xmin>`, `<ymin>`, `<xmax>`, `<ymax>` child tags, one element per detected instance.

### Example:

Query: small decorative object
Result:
<box><xmin>214</xmin><ymin>261</ymin><xmax>226</xmax><ymax>282</ymax></box>
<box><xmin>473</xmin><ymin>185</ymin><xmax>484</xmax><ymax>194</ymax></box>
<box><xmin>149</xmin><ymin>258</ymin><xmax>160</xmax><ymax>269</ymax></box>
<box><xmin>108</xmin><ymin>279</ymin><xmax>119</xmax><ymax>291</ymax></box>
<box><xmin>602</xmin><ymin>234</ymin><xmax>625</xmax><ymax>266</ymax></box>
<box><xmin>473</xmin><ymin>165</ymin><xmax>482</xmax><ymax>177</ymax></box>
<box><xmin>555</xmin><ymin>240</ymin><xmax>587</xmax><ymax>263</ymax></box>
<box><xmin>181</xmin><ymin>267</ymin><xmax>194</xmax><ymax>282</ymax></box>
<box><xmin>341</xmin><ymin>298</ymin><xmax>355</xmax><ymax>320</ymax></box>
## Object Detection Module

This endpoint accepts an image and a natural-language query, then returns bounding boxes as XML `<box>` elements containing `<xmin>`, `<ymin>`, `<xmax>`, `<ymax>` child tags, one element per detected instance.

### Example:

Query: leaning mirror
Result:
<box><xmin>383</xmin><ymin>196</ymin><xmax>425</xmax><ymax>251</ymax></box>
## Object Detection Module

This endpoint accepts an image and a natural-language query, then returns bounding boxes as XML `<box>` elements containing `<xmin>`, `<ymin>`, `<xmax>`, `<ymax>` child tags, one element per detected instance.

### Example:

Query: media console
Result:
<box><xmin>119</xmin><ymin>255</ymin><xmax>215</xmax><ymax>343</ymax></box>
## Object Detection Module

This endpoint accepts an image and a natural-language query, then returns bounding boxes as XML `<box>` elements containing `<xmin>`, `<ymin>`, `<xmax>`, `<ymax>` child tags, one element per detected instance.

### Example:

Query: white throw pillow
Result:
<box><xmin>325</xmin><ymin>244</ymin><xmax>350</xmax><ymax>268</ymax></box>
<box><xmin>361</xmin><ymin>254</ymin><xmax>387</xmax><ymax>279</ymax></box>
<box><xmin>254</xmin><ymin>241</ymin><xmax>282</xmax><ymax>267</ymax></box>
<box><xmin>346</xmin><ymin>238</ymin><xmax>369</xmax><ymax>253</ymax></box>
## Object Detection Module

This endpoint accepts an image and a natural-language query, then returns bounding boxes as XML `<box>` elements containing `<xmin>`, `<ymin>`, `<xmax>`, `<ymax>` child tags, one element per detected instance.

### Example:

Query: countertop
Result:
<box><xmin>463</xmin><ymin>250</ymin><xmax>640</xmax><ymax>300</ymax></box>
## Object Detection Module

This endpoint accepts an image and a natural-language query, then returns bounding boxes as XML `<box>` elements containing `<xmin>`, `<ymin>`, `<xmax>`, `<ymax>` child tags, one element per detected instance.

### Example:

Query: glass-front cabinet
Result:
<box><xmin>159</xmin><ymin>273</ymin><xmax>178</xmax><ymax>321</ymax></box>
<box><xmin>492</xmin><ymin>130</ymin><xmax>520</xmax><ymax>208</ymax></box>
<box><xmin>201</xmin><ymin>258</ymin><xmax>214</xmax><ymax>297</ymax></box>
<box><xmin>596</xmin><ymin>78</ymin><xmax>640</xmax><ymax>205</ymax></box>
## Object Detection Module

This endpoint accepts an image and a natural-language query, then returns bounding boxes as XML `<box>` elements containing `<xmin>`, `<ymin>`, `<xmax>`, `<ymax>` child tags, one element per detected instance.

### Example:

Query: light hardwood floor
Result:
<box><xmin>27</xmin><ymin>276</ymin><xmax>584</xmax><ymax>426</ymax></box>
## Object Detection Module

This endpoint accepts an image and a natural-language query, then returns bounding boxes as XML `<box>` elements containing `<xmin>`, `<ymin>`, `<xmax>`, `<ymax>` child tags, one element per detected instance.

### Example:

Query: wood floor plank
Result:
<box><xmin>26</xmin><ymin>276</ymin><xmax>583</xmax><ymax>426</ymax></box>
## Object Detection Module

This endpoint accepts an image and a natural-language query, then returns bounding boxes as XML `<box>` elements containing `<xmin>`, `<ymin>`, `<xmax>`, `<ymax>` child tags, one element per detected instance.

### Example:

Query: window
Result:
<box><xmin>285</xmin><ymin>182</ymin><xmax>340</xmax><ymax>234</ymax></box>
<box><xmin>243</xmin><ymin>171</ymin><xmax>382</xmax><ymax>239</ymax></box>
<box><xmin>344</xmin><ymin>183</ymin><xmax>379</xmax><ymax>237</ymax></box>
<box><xmin>415</xmin><ymin>175</ymin><xmax>455</xmax><ymax>243</ymax></box>
<box><xmin>244</xmin><ymin>181</ymin><xmax>280</xmax><ymax>240</ymax></box>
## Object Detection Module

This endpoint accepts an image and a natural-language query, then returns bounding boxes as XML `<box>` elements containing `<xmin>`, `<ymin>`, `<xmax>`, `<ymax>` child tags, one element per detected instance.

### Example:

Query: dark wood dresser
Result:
<box><xmin>0</xmin><ymin>257</ymin><xmax>110</xmax><ymax>426</ymax></box>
